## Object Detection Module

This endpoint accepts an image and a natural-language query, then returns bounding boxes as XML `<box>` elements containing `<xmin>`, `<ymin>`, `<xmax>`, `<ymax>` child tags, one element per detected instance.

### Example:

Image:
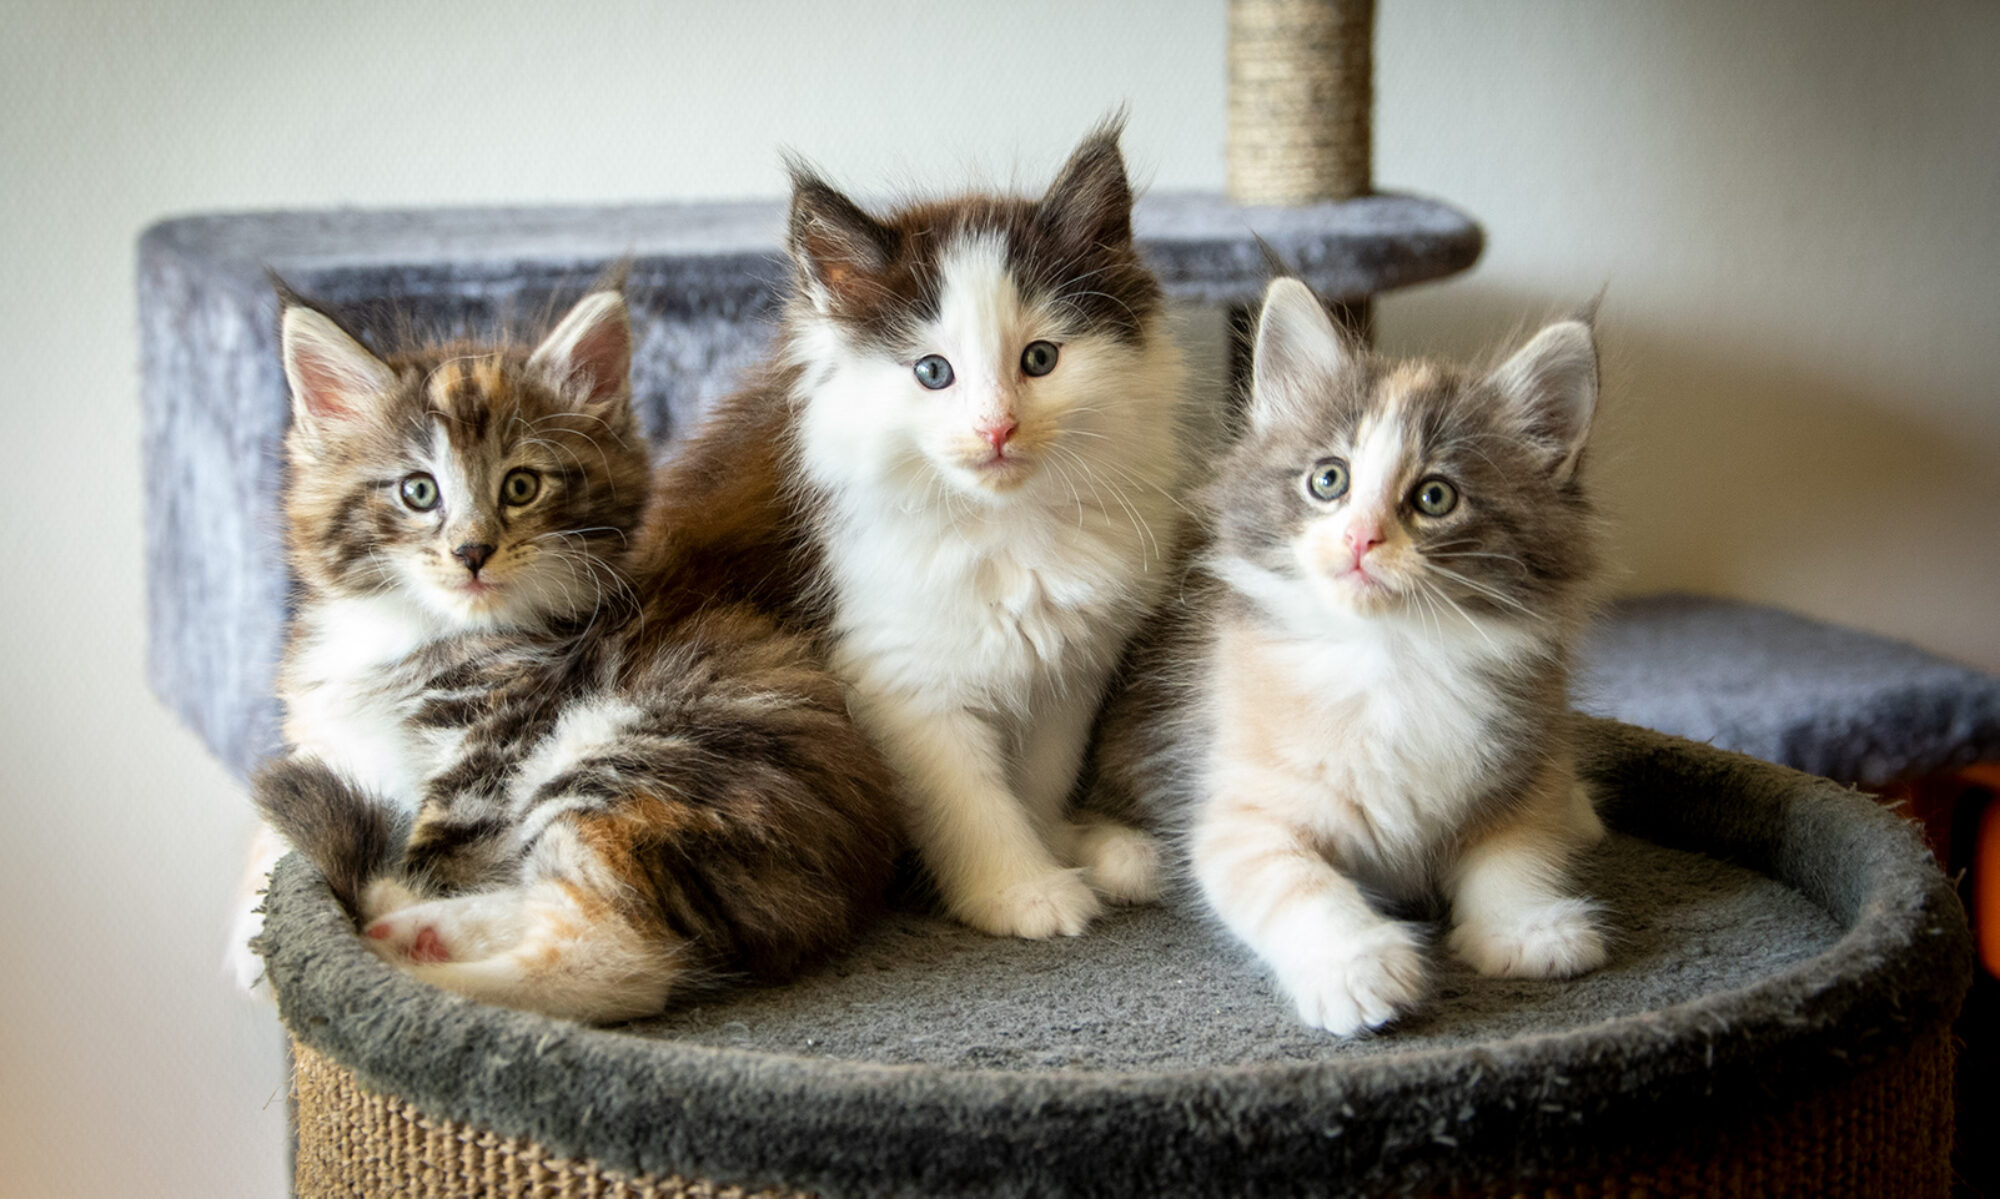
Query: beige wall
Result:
<box><xmin>1</xmin><ymin>2</ymin><xmax>1992</xmax><ymax>1194</ymax></box>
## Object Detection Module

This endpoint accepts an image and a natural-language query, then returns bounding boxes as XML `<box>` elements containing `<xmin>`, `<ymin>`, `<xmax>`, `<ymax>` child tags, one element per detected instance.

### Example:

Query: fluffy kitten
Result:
<box><xmin>249</xmin><ymin>285</ymin><xmax>900</xmax><ymax>1022</ymax></box>
<box><xmin>778</xmin><ymin>120</ymin><xmax>1190</xmax><ymax>938</ymax></box>
<box><xmin>1089</xmin><ymin>277</ymin><xmax>1608</xmax><ymax>1034</ymax></box>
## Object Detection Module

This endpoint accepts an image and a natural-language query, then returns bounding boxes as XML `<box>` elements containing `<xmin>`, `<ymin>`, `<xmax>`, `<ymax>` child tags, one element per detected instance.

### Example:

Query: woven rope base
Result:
<box><xmin>293</xmin><ymin>1042</ymin><xmax>803</xmax><ymax>1199</ymax></box>
<box><xmin>293</xmin><ymin>1026</ymin><xmax>1954</xmax><ymax>1198</ymax></box>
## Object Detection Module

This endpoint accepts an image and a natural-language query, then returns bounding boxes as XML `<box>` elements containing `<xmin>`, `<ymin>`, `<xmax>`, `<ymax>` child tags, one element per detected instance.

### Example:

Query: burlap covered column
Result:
<box><xmin>1225</xmin><ymin>0</ymin><xmax>1377</xmax><ymax>364</ymax></box>
<box><xmin>1227</xmin><ymin>0</ymin><xmax>1374</xmax><ymax>205</ymax></box>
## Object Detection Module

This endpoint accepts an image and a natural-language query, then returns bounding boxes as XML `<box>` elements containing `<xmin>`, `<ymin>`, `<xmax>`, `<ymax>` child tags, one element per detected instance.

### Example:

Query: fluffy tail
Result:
<box><xmin>251</xmin><ymin>757</ymin><xmax>399</xmax><ymax>916</ymax></box>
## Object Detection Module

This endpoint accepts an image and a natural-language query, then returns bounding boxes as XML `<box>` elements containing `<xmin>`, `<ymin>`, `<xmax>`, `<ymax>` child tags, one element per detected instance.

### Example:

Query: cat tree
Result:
<box><xmin>137</xmin><ymin>1</ymin><xmax>1990</xmax><ymax>1192</ymax></box>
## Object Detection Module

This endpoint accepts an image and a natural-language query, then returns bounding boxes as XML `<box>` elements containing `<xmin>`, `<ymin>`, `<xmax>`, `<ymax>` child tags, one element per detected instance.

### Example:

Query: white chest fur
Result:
<box><xmin>1207</xmin><ymin>609</ymin><xmax>1541</xmax><ymax>880</ymax></box>
<box><xmin>281</xmin><ymin>593</ymin><xmax>452</xmax><ymax>806</ymax></box>
<box><xmin>819</xmin><ymin>491</ymin><xmax>1171</xmax><ymax>709</ymax></box>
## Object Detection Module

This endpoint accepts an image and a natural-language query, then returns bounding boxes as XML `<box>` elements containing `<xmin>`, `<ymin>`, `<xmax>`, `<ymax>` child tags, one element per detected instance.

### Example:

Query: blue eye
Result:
<box><xmin>1306</xmin><ymin>459</ymin><xmax>1348</xmax><ymax>502</ymax></box>
<box><xmin>399</xmin><ymin>472</ymin><xmax>440</xmax><ymax>511</ymax></box>
<box><xmin>1412</xmin><ymin>478</ymin><xmax>1458</xmax><ymax>516</ymax></box>
<box><xmin>1021</xmin><ymin>341</ymin><xmax>1059</xmax><ymax>377</ymax></box>
<box><xmin>913</xmin><ymin>355</ymin><xmax>954</xmax><ymax>390</ymax></box>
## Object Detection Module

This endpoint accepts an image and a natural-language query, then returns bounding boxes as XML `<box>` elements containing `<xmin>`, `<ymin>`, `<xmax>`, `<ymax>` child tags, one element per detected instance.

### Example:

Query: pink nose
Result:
<box><xmin>1345</xmin><ymin>523</ymin><xmax>1384</xmax><ymax>566</ymax></box>
<box><xmin>979</xmin><ymin>421</ymin><xmax>1017</xmax><ymax>452</ymax></box>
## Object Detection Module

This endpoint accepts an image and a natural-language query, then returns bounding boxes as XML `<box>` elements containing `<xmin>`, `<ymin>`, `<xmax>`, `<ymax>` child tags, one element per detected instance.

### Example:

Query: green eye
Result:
<box><xmin>399</xmin><ymin>473</ymin><xmax>440</xmax><ymax>511</ymax></box>
<box><xmin>1412</xmin><ymin>478</ymin><xmax>1458</xmax><ymax>516</ymax></box>
<box><xmin>913</xmin><ymin>355</ymin><xmax>955</xmax><ymax>390</ymax></box>
<box><xmin>1306</xmin><ymin>459</ymin><xmax>1349</xmax><ymax>502</ymax></box>
<box><xmin>502</xmin><ymin>468</ymin><xmax>541</xmax><ymax>506</ymax></box>
<box><xmin>1021</xmin><ymin>341</ymin><xmax>1059</xmax><ymax>377</ymax></box>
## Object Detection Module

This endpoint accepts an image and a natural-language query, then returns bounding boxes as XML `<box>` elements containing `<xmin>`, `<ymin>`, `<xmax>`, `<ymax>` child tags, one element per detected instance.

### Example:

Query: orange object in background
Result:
<box><xmin>1967</xmin><ymin>764</ymin><xmax>2000</xmax><ymax>978</ymax></box>
<box><xmin>1880</xmin><ymin>763</ymin><xmax>1999</xmax><ymax>979</ymax></box>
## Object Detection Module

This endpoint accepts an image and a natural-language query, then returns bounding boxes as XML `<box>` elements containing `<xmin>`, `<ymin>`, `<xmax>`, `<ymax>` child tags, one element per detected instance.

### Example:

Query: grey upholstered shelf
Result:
<box><xmin>138</xmin><ymin>193</ymin><xmax>1483</xmax><ymax>776</ymax></box>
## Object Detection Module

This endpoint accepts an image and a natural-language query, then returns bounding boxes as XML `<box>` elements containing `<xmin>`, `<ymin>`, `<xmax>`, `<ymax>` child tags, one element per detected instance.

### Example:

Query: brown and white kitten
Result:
<box><xmin>1089</xmin><ymin>278</ymin><xmax>1607</xmax><ymax>1035</ymax></box>
<box><xmin>776</xmin><ymin>120</ymin><xmax>1190</xmax><ymax>938</ymax></box>
<box><xmin>248</xmin><ymin>286</ymin><xmax>900</xmax><ymax>1023</ymax></box>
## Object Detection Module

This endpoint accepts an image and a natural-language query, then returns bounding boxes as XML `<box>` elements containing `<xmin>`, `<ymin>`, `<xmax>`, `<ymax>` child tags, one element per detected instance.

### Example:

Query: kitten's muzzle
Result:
<box><xmin>452</xmin><ymin>542</ymin><xmax>496</xmax><ymax>576</ymax></box>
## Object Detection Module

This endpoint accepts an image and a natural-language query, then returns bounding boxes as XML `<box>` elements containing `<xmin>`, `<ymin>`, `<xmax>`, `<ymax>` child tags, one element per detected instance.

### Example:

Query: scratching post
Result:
<box><xmin>1227</xmin><ymin>0</ymin><xmax>1374</xmax><ymax>205</ymax></box>
<box><xmin>1226</xmin><ymin>0</ymin><xmax>1377</xmax><ymax>362</ymax></box>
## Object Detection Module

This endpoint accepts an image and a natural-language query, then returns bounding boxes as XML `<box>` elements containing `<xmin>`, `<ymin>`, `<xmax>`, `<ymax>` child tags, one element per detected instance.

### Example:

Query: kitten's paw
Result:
<box><xmin>1449</xmin><ymin>898</ymin><xmax>1606</xmax><ymax>979</ymax></box>
<box><xmin>361</xmin><ymin>893</ymin><xmax>524</xmax><ymax>966</ymax></box>
<box><xmin>1071</xmin><ymin>820</ymin><xmax>1163</xmax><ymax>905</ymax></box>
<box><xmin>956</xmin><ymin>868</ymin><xmax>1103</xmax><ymax>939</ymax></box>
<box><xmin>363</xmin><ymin>904</ymin><xmax>458</xmax><ymax>964</ymax></box>
<box><xmin>1277</xmin><ymin>922</ymin><xmax>1429</xmax><ymax>1036</ymax></box>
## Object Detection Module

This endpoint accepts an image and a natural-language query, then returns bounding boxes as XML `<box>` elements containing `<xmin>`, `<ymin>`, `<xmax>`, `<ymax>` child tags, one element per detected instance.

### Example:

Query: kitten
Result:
<box><xmin>776</xmin><ymin>119</ymin><xmax>1191</xmax><ymax>938</ymax></box>
<box><xmin>1089</xmin><ymin>277</ymin><xmax>1608</xmax><ymax>1034</ymax></box>
<box><xmin>248</xmin><ymin>284</ymin><xmax>900</xmax><ymax>1023</ymax></box>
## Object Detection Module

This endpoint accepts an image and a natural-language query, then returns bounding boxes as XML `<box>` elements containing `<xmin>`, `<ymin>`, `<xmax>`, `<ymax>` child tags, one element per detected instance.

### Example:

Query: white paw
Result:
<box><xmin>1276</xmin><ymin>921</ymin><xmax>1429</xmax><ymax>1036</ymax></box>
<box><xmin>955</xmin><ymin>868</ymin><xmax>1103</xmax><ymax>939</ymax></box>
<box><xmin>360</xmin><ymin>892</ymin><xmax>523</xmax><ymax>966</ymax></box>
<box><xmin>1072</xmin><ymin>820</ymin><xmax>1163</xmax><ymax>905</ymax></box>
<box><xmin>1449</xmin><ymin>898</ymin><xmax>1606</xmax><ymax>978</ymax></box>
<box><xmin>362</xmin><ymin>900</ymin><xmax>459</xmax><ymax>964</ymax></box>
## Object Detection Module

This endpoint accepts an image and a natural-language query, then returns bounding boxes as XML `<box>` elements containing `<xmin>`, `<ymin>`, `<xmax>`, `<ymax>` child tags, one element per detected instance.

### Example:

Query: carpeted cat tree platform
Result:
<box><xmin>259</xmin><ymin>718</ymin><xmax>1969</xmax><ymax>1196</ymax></box>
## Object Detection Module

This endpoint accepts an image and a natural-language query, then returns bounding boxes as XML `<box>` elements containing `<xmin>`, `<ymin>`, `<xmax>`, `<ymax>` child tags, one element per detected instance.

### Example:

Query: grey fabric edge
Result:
<box><xmin>260</xmin><ymin>724</ymin><xmax>1970</xmax><ymax>1197</ymax></box>
<box><xmin>136</xmin><ymin>190</ymin><xmax>1484</xmax><ymax>312</ymax></box>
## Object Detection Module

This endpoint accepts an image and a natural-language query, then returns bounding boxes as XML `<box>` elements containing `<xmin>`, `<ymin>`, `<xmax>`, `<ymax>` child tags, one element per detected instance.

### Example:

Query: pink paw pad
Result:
<box><xmin>411</xmin><ymin>926</ymin><xmax>450</xmax><ymax>963</ymax></box>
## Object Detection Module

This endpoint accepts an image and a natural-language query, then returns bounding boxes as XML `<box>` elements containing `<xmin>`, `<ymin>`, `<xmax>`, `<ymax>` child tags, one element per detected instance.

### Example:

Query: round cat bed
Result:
<box><xmin>260</xmin><ymin>718</ymin><xmax>1971</xmax><ymax>1197</ymax></box>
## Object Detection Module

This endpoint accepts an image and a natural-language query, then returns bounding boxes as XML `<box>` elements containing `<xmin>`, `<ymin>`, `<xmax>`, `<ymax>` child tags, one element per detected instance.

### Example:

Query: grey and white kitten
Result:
<box><xmin>1089</xmin><ymin>278</ymin><xmax>1608</xmax><ymax>1035</ymax></box>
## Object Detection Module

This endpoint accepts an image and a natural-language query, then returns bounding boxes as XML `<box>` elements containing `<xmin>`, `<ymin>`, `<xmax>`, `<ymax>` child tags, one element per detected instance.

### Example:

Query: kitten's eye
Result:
<box><xmin>501</xmin><ymin>468</ymin><xmax>541</xmax><ymax>507</ymax></box>
<box><xmin>399</xmin><ymin>473</ymin><xmax>440</xmax><ymax>511</ymax></box>
<box><xmin>1412</xmin><ymin>478</ymin><xmax>1458</xmax><ymax>516</ymax></box>
<box><xmin>913</xmin><ymin>355</ymin><xmax>955</xmax><ymax>390</ymax></box>
<box><xmin>1306</xmin><ymin>459</ymin><xmax>1350</xmax><ymax>502</ymax></box>
<box><xmin>1021</xmin><ymin>341</ymin><xmax>1059</xmax><ymax>377</ymax></box>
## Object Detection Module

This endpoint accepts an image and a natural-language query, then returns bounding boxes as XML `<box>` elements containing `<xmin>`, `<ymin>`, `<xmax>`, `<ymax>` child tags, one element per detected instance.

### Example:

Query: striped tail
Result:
<box><xmin>251</xmin><ymin>757</ymin><xmax>399</xmax><ymax>916</ymax></box>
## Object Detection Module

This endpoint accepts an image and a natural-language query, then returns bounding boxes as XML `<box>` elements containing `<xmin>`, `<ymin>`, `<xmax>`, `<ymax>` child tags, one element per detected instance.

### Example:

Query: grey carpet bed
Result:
<box><xmin>259</xmin><ymin>718</ymin><xmax>1972</xmax><ymax>1197</ymax></box>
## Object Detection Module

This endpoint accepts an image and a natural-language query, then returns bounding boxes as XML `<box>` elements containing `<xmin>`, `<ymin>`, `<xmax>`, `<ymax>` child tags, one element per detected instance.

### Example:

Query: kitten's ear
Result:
<box><xmin>1248</xmin><ymin>278</ymin><xmax>1354</xmax><ymax>434</ymax></box>
<box><xmin>528</xmin><ymin>289</ymin><xmax>631</xmax><ymax>409</ymax></box>
<box><xmin>1489</xmin><ymin>319</ymin><xmax>1598</xmax><ymax>483</ymax></box>
<box><xmin>1038</xmin><ymin>117</ymin><xmax>1135</xmax><ymax>252</ymax></box>
<box><xmin>280</xmin><ymin>303</ymin><xmax>397</xmax><ymax>432</ymax></box>
<box><xmin>786</xmin><ymin>162</ymin><xmax>899</xmax><ymax>312</ymax></box>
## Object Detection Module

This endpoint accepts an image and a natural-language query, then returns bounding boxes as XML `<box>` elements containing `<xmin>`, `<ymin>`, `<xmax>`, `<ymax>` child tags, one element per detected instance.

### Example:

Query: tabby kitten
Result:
<box><xmin>778</xmin><ymin>119</ymin><xmax>1189</xmax><ymax>938</ymax></box>
<box><xmin>251</xmin><ymin>285</ymin><xmax>900</xmax><ymax>1023</ymax></box>
<box><xmin>1089</xmin><ymin>278</ymin><xmax>1607</xmax><ymax>1035</ymax></box>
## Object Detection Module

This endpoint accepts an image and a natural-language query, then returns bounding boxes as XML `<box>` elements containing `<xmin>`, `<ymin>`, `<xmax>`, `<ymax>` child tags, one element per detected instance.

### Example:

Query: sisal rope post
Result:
<box><xmin>1225</xmin><ymin>0</ymin><xmax>1378</xmax><ymax>359</ymax></box>
<box><xmin>1227</xmin><ymin>0</ymin><xmax>1375</xmax><ymax>205</ymax></box>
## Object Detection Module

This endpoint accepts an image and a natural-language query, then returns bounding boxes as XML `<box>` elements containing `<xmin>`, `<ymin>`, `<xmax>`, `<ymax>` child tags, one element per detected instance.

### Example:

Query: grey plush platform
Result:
<box><xmin>1578</xmin><ymin>593</ymin><xmax>2000</xmax><ymax>788</ymax></box>
<box><xmin>259</xmin><ymin>719</ymin><xmax>1971</xmax><ymax>1196</ymax></box>
<box><xmin>138</xmin><ymin>194</ymin><xmax>1482</xmax><ymax>778</ymax></box>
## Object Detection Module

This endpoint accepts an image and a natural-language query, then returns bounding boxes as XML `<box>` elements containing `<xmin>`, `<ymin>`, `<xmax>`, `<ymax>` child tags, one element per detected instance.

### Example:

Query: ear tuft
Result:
<box><xmin>1038</xmin><ymin>114</ymin><xmax>1135</xmax><ymax>253</ymax></box>
<box><xmin>1248</xmin><ymin>278</ymin><xmax>1353</xmax><ymax>433</ymax></box>
<box><xmin>1489</xmin><ymin>319</ymin><xmax>1598</xmax><ymax>483</ymax></box>
<box><xmin>280</xmin><ymin>304</ymin><xmax>397</xmax><ymax>430</ymax></box>
<box><xmin>785</xmin><ymin>160</ymin><xmax>898</xmax><ymax>311</ymax></box>
<box><xmin>528</xmin><ymin>290</ymin><xmax>632</xmax><ymax>408</ymax></box>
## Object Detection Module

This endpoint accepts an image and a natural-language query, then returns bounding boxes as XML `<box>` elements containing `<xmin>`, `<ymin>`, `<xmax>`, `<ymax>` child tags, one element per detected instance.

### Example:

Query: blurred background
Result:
<box><xmin>2</xmin><ymin>1</ymin><xmax>1994</xmax><ymax>1193</ymax></box>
